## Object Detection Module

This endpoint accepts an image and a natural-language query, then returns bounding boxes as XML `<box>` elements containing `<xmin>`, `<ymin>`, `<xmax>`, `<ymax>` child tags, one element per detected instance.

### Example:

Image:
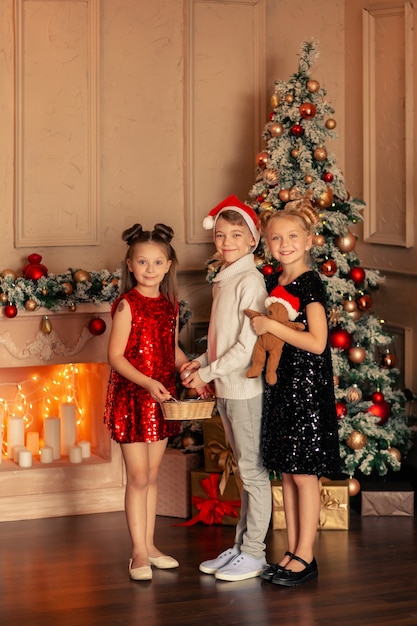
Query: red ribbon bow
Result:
<box><xmin>177</xmin><ymin>473</ymin><xmax>241</xmax><ymax>526</ymax></box>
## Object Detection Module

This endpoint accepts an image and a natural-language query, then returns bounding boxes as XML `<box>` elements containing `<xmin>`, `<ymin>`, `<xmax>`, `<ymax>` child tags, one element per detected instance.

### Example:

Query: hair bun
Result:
<box><xmin>154</xmin><ymin>223</ymin><xmax>174</xmax><ymax>243</ymax></box>
<box><xmin>122</xmin><ymin>224</ymin><xmax>143</xmax><ymax>246</ymax></box>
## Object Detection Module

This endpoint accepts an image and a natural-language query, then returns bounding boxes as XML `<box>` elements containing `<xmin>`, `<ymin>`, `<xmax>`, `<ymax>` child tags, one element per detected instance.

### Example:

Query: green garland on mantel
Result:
<box><xmin>0</xmin><ymin>267</ymin><xmax>121</xmax><ymax>313</ymax></box>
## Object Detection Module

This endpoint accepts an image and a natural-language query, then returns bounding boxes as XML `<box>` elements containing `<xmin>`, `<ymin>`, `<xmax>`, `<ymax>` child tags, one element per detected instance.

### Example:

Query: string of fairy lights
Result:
<box><xmin>0</xmin><ymin>364</ymin><xmax>82</xmax><ymax>457</ymax></box>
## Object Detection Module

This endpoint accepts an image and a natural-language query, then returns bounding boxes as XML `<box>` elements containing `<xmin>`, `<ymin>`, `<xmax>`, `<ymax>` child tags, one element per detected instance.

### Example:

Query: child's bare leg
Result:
<box><xmin>287</xmin><ymin>474</ymin><xmax>320</xmax><ymax>572</ymax></box>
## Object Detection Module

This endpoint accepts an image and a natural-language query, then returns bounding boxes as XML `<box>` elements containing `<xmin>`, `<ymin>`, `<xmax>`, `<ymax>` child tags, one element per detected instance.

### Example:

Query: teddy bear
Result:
<box><xmin>244</xmin><ymin>285</ymin><xmax>304</xmax><ymax>385</ymax></box>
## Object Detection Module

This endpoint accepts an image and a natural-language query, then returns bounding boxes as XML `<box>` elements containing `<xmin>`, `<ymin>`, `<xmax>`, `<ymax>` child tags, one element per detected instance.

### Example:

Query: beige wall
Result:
<box><xmin>0</xmin><ymin>0</ymin><xmax>416</xmax><ymax>387</ymax></box>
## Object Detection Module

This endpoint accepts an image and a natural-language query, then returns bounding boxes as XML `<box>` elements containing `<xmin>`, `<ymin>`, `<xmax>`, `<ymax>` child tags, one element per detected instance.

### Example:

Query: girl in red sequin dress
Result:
<box><xmin>104</xmin><ymin>223</ymin><xmax>190</xmax><ymax>581</ymax></box>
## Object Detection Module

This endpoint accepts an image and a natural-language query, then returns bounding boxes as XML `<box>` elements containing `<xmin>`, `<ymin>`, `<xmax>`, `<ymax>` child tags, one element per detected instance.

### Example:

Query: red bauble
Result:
<box><xmin>23</xmin><ymin>253</ymin><xmax>48</xmax><ymax>281</ymax></box>
<box><xmin>356</xmin><ymin>294</ymin><xmax>372</xmax><ymax>311</ymax></box>
<box><xmin>329</xmin><ymin>327</ymin><xmax>353</xmax><ymax>351</ymax></box>
<box><xmin>261</xmin><ymin>265</ymin><xmax>274</xmax><ymax>275</ymax></box>
<box><xmin>380</xmin><ymin>351</ymin><xmax>397</xmax><ymax>369</ymax></box>
<box><xmin>4</xmin><ymin>303</ymin><xmax>18</xmax><ymax>318</ymax></box>
<box><xmin>372</xmin><ymin>390</ymin><xmax>385</xmax><ymax>404</ymax></box>
<box><xmin>256</xmin><ymin>151</ymin><xmax>270</xmax><ymax>169</ymax></box>
<box><xmin>322</xmin><ymin>172</ymin><xmax>334</xmax><ymax>183</ymax></box>
<box><xmin>291</xmin><ymin>124</ymin><xmax>304</xmax><ymax>137</ymax></box>
<box><xmin>299</xmin><ymin>102</ymin><xmax>317</xmax><ymax>119</ymax></box>
<box><xmin>348</xmin><ymin>266</ymin><xmax>365</xmax><ymax>285</ymax></box>
<box><xmin>369</xmin><ymin>400</ymin><xmax>391</xmax><ymax>425</ymax></box>
<box><xmin>335</xmin><ymin>401</ymin><xmax>347</xmax><ymax>419</ymax></box>
<box><xmin>320</xmin><ymin>259</ymin><xmax>337</xmax><ymax>277</ymax></box>
<box><xmin>88</xmin><ymin>317</ymin><xmax>107</xmax><ymax>336</ymax></box>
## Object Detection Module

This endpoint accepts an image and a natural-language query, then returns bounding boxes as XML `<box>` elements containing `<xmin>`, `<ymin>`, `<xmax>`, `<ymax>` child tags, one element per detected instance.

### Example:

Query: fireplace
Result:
<box><xmin>0</xmin><ymin>303</ymin><xmax>126</xmax><ymax>522</ymax></box>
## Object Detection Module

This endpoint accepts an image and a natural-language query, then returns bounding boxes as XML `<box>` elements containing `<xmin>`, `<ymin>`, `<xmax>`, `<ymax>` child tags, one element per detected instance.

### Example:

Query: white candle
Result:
<box><xmin>78</xmin><ymin>440</ymin><xmax>91</xmax><ymax>459</ymax></box>
<box><xmin>19</xmin><ymin>449</ymin><xmax>32</xmax><ymax>468</ymax></box>
<box><xmin>59</xmin><ymin>403</ymin><xmax>77</xmax><ymax>456</ymax></box>
<box><xmin>69</xmin><ymin>445</ymin><xmax>82</xmax><ymax>464</ymax></box>
<box><xmin>13</xmin><ymin>444</ymin><xmax>27</xmax><ymax>463</ymax></box>
<box><xmin>7</xmin><ymin>415</ymin><xmax>25</xmax><ymax>459</ymax></box>
<box><xmin>26</xmin><ymin>431</ymin><xmax>40</xmax><ymax>455</ymax></box>
<box><xmin>44</xmin><ymin>416</ymin><xmax>61</xmax><ymax>460</ymax></box>
<box><xmin>0</xmin><ymin>404</ymin><xmax>4</xmax><ymax>465</ymax></box>
<box><xmin>40</xmin><ymin>445</ymin><xmax>53</xmax><ymax>464</ymax></box>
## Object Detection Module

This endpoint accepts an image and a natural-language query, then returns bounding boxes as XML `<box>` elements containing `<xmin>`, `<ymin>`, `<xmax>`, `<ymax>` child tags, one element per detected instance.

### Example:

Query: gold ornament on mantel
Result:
<box><xmin>346</xmin><ymin>430</ymin><xmax>368</xmax><ymax>450</ymax></box>
<box><xmin>73</xmin><ymin>269</ymin><xmax>92</xmax><ymax>283</ymax></box>
<box><xmin>387</xmin><ymin>447</ymin><xmax>401</xmax><ymax>462</ymax></box>
<box><xmin>25</xmin><ymin>299</ymin><xmax>39</xmax><ymax>312</ymax></box>
<box><xmin>0</xmin><ymin>292</ymin><xmax>8</xmax><ymax>303</ymax></box>
<box><xmin>42</xmin><ymin>315</ymin><xmax>52</xmax><ymax>335</ymax></box>
<box><xmin>69</xmin><ymin>302</ymin><xmax>77</xmax><ymax>312</ymax></box>
<box><xmin>0</xmin><ymin>268</ymin><xmax>18</xmax><ymax>280</ymax></box>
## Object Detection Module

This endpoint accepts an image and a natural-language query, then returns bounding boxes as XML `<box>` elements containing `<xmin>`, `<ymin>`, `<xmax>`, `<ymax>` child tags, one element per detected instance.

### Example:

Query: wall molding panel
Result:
<box><xmin>362</xmin><ymin>2</ymin><xmax>414</xmax><ymax>247</ymax></box>
<box><xmin>14</xmin><ymin>0</ymin><xmax>100</xmax><ymax>247</ymax></box>
<box><xmin>184</xmin><ymin>0</ymin><xmax>266</xmax><ymax>244</ymax></box>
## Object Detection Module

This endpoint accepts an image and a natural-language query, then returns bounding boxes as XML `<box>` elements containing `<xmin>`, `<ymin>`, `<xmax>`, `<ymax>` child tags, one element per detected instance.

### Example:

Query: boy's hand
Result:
<box><xmin>182</xmin><ymin>370</ymin><xmax>205</xmax><ymax>390</ymax></box>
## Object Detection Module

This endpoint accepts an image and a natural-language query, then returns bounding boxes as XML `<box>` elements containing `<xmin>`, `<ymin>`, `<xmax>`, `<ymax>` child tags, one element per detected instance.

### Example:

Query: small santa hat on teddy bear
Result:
<box><xmin>203</xmin><ymin>195</ymin><xmax>260</xmax><ymax>248</ymax></box>
<box><xmin>265</xmin><ymin>285</ymin><xmax>300</xmax><ymax>321</ymax></box>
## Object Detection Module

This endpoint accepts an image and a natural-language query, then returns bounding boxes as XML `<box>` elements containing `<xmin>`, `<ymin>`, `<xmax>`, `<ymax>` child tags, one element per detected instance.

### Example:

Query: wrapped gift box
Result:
<box><xmin>188</xmin><ymin>470</ymin><xmax>241</xmax><ymax>526</ymax></box>
<box><xmin>203</xmin><ymin>414</ymin><xmax>231</xmax><ymax>473</ymax></box>
<box><xmin>156</xmin><ymin>448</ymin><xmax>202</xmax><ymax>518</ymax></box>
<box><xmin>272</xmin><ymin>479</ymin><xmax>349</xmax><ymax>530</ymax></box>
<box><xmin>361</xmin><ymin>482</ymin><xmax>414</xmax><ymax>517</ymax></box>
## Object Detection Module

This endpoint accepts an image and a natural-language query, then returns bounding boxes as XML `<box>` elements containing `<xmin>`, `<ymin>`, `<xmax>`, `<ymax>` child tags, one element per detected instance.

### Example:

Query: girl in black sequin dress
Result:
<box><xmin>250</xmin><ymin>200</ymin><xmax>341</xmax><ymax>587</ymax></box>
<box><xmin>104</xmin><ymin>223</ymin><xmax>193</xmax><ymax>581</ymax></box>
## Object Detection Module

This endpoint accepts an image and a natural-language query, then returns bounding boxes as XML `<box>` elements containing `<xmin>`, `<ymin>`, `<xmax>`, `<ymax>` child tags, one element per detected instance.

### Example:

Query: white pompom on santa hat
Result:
<box><xmin>265</xmin><ymin>285</ymin><xmax>300</xmax><ymax>321</ymax></box>
<box><xmin>203</xmin><ymin>194</ymin><xmax>260</xmax><ymax>248</ymax></box>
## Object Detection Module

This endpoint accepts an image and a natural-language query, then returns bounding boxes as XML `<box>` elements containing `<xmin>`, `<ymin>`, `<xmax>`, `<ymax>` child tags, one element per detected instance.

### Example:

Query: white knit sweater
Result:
<box><xmin>196</xmin><ymin>254</ymin><xmax>267</xmax><ymax>400</ymax></box>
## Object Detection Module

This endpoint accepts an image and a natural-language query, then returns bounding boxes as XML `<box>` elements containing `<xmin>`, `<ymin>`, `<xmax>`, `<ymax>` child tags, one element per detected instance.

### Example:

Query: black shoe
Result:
<box><xmin>272</xmin><ymin>555</ymin><xmax>318</xmax><ymax>587</ymax></box>
<box><xmin>260</xmin><ymin>551</ymin><xmax>294</xmax><ymax>581</ymax></box>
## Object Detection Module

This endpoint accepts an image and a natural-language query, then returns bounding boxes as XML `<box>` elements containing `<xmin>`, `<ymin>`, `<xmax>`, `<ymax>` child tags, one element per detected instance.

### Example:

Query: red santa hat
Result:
<box><xmin>203</xmin><ymin>195</ymin><xmax>260</xmax><ymax>247</ymax></box>
<box><xmin>265</xmin><ymin>285</ymin><xmax>300</xmax><ymax>321</ymax></box>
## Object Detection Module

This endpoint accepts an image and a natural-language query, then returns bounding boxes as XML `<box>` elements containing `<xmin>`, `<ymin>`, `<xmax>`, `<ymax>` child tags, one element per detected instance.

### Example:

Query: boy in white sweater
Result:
<box><xmin>181</xmin><ymin>195</ymin><xmax>271</xmax><ymax>582</ymax></box>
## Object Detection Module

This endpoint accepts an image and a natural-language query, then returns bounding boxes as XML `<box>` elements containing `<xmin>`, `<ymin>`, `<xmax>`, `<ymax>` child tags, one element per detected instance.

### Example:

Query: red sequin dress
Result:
<box><xmin>103</xmin><ymin>289</ymin><xmax>180</xmax><ymax>443</ymax></box>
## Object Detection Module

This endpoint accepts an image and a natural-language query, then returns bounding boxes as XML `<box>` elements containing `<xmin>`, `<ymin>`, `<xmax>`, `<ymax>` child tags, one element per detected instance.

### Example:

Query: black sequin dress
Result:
<box><xmin>262</xmin><ymin>270</ymin><xmax>341</xmax><ymax>476</ymax></box>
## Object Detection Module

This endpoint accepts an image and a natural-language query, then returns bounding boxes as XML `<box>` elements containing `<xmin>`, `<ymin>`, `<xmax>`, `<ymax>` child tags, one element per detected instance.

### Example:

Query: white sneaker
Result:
<box><xmin>214</xmin><ymin>553</ymin><xmax>266</xmax><ymax>582</ymax></box>
<box><xmin>199</xmin><ymin>547</ymin><xmax>240</xmax><ymax>575</ymax></box>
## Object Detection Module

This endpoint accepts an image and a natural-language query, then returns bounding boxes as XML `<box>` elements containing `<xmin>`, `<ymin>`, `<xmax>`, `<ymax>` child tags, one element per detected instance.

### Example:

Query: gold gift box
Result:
<box><xmin>272</xmin><ymin>479</ymin><xmax>350</xmax><ymax>530</ymax></box>
<box><xmin>361</xmin><ymin>483</ymin><xmax>414</xmax><ymax>516</ymax></box>
<box><xmin>203</xmin><ymin>414</ymin><xmax>230</xmax><ymax>473</ymax></box>
<box><xmin>189</xmin><ymin>470</ymin><xmax>241</xmax><ymax>526</ymax></box>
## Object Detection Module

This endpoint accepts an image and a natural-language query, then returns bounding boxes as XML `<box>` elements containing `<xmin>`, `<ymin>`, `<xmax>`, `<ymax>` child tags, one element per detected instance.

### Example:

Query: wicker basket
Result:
<box><xmin>161</xmin><ymin>398</ymin><xmax>216</xmax><ymax>421</ymax></box>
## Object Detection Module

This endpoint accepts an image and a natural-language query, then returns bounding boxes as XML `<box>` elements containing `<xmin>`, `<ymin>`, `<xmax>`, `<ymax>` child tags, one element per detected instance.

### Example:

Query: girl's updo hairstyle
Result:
<box><xmin>261</xmin><ymin>189</ymin><xmax>320</xmax><ymax>237</ymax></box>
<box><xmin>120</xmin><ymin>223</ymin><xmax>178</xmax><ymax>306</ymax></box>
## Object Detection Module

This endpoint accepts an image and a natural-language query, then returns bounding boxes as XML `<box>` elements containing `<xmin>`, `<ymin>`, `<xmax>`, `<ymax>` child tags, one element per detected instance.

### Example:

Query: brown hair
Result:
<box><xmin>119</xmin><ymin>223</ymin><xmax>178</xmax><ymax>307</ymax></box>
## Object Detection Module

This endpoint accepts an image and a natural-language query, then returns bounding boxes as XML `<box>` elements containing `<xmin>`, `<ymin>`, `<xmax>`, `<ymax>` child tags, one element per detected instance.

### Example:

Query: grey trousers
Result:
<box><xmin>216</xmin><ymin>394</ymin><xmax>271</xmax><ymax>559</ymax></box>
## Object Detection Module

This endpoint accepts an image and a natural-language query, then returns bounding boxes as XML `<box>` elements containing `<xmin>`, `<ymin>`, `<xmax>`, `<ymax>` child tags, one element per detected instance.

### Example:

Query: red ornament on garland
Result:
<box><xmin>23</xmin><ymin>253</ymin><xmax>48</xmax><ymax>281</ymax></box>
<box><xmin>4</xmin><ymin>303</ymin><xmax>18</xmax><ymax>318</ymax></box>
<box><xmin>88</xmin><ymin>317</ymin><xmax>107</xmax><ymax>336</ymax></box>
<box><xmin>348</xmin><ymin>266</ymin><xmax>365</xmax><ymax>285</ymax></box>
<box><xmin>329</xmin><ymin>327</ymin><xmax>353</xmax><ymax>351</ymax></box>
<box><xmin>369</xmin><ymin>400</ymin><xmax>391</xmax><ymax>425</ymax></box>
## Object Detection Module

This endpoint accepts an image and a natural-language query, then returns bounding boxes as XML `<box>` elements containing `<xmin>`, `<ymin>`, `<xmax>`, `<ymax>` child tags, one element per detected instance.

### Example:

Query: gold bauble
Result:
<box><xmin>333</xmin><ymin>375</ymin><xmax>339</xmax><ymax>387</ymax></box>
<box><xmin>346</xmin><ymin>430</ymin><xmax>368</xmax><ymax>450</ymax></box>
<box><xmin>285</xmin><ymin>94</ymin><xmax>294</xmax><ymax>104</ymax></box>
<box><xmin>41</xmin><ymin>287</ymin><xmax>48</xmax><ymax>296</ymax></box>
<box><xmin>69</xmin><ymin>302</ymin><xmax>77</xmax><ymax>312</ymax></box>
<box><xmin>62</xmin><ymin>282</ymin><xmax>74</xmax><ymax>295</ymax></box>
<box><xmin>335</xmin><ymin>231</ymin><xmax>357</xmax><ymax>253</ymax></box>
<box><xmin>25</xmin><ymin>299</ymin><xmax>39</xmax><ymax>312</ymax></box>
<box><xmin>278</xmin><ymin>189</ymin><xmax>290</xmax><ymax>203</ymax></box>
<box><xmin>306</xmin><ymin>79</ymin><xmax>320</xmax><ymax>93</ymax></box>
<box><xmin>260</xmin><ymin>201</ymin><xmax>273</xmax><ymax>211</ymax></box>
<box><xmin>325</xmin><ymin>118</ymin><xmax>337</xmax><ymax>130</ymax></box>
<box><xmin>270</xmin><ymin>122</ymin><xmax>284</xmax><ymax>137</ymax></box>
<box><xmin>348</xmin><ymin>345</ymin><xmax>366</xmax><ymax>364</ymax></box>
<box><xmin>347</xmin><ymin>309</ymin><xmax>363</xmax><ymax>322</ymax></box>
<box><xmin>348</xmin><ymin>478</ymin><xmax>361</xmax><ymax>497</ymax></box>
<box><xmin>304</xmin><ymin>174</ymin><xmax>314</xmax><ymax>185</ymax></box>
<box><xmin>73</xmin><ymin>270</ymin><xmax>91</xmax><ymax>283</ymax></box>
<box><xmin>42</xmin><ymin>315</ymin><xmax>52</xmax><ymax>335</ymax></box>
<box><xmin>263</xmin><ymin>168</ymin><xmax>280</xmax><ymax>186</ymax></box>
<box><xmin>387</xmin><ymin>447</ymin><xmax>401</xmax><ymax>462</ymax></box>
<box><xmin>313</xmin><ymin>146</ymin><xmax>328</xmax><ymax>161</ymax></box>
<box><xmin>291</xmin><ymin>148</ymin><xmax>299</xmax><ymax>158</ymax></box>
<box><xmin>317</xmin><ymin>187</ymin><xmax>334</xmax><ymax>208</ymax></box>
<box><xmin>0</xmin><ymin>293</ymin><xmax>8</xmax><ymax>303</ymax></box>
<box><xmin>343</xmin><ymin>297</ymin><xmax>357</xmax><ymax>313</ymax></box>
<box><xmin>312</xmin><ymin>234</ymin><xmax>325</xmax><ymax>246</ymax></box>
<box><xmin>270</xmin><ymin>92</ymin><xmax>280</xmax><ymax>108</ymax></box>
<box><xmin>345</xmin><ymin>384</ymin><xmax>363</xmax><ymax>404</ymax></box>
<box><xmin>1</xmin><ymin>268</ymin><xmax>17</xmax><ymax>280</ymax></box>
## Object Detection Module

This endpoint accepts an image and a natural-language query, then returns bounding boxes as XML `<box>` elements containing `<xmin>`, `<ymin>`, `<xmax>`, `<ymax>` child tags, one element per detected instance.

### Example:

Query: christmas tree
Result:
<box><xmin>243</xmin><ymin>40</ymin><xmax>410</xmax><ymax>482</ymax></box>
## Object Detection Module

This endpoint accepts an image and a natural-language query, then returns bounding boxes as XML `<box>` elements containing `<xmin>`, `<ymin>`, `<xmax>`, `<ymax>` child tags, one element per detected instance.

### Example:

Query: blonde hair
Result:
<box><xmin>262</xmin><ymin>192</ymin><xmax>320</xmax><ymax>238</ymax></box>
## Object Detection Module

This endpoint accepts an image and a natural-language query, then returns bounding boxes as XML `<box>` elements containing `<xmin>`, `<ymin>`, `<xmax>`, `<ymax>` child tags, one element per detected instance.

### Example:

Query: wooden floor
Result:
<box><xmin>1</xmin><ymin>506</ymin><xmax>417</xmax><ymax>626</ymax></box>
